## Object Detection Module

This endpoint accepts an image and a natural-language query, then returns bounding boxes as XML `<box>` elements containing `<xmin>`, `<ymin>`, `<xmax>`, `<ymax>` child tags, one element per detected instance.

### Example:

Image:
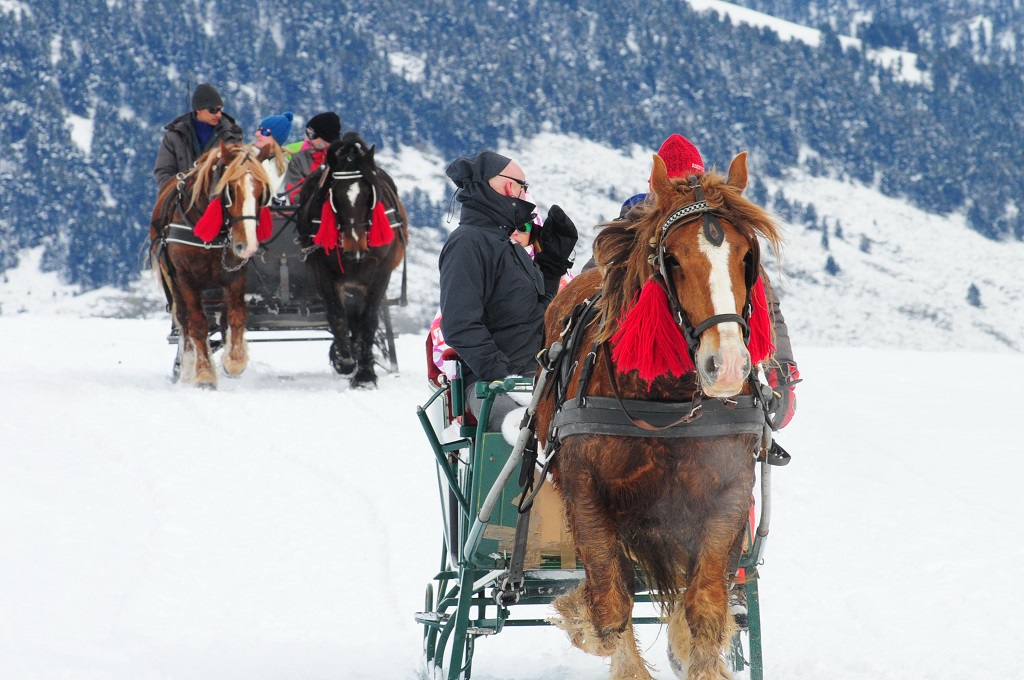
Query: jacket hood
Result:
<box><xmin>446</xmin><ymin>151</ymin><xmax>535</xmax><ymax>231</ymax></box>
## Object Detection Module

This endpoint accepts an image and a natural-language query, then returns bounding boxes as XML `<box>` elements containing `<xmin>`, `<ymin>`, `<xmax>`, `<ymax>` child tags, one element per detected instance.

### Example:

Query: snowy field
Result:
<box><xmin>1</xmin><ymin>314</ymin><xmax>1021</xmax><ymax>680</ymax></box>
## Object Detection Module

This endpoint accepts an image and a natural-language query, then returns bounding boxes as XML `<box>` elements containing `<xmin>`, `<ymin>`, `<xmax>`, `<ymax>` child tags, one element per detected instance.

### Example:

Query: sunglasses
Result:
<box><xmin>207</xmin><ymin>107</ymin><xmax>223</xmax><ymax>115</ymax></box>
<box><xmin>516</xmin><ymin>222</ymin><xmax>533</xmax><ymax>234</ymax></box>
<box><xmin>305</xmin><ymin>129</ymin><xmax>319</xmax><ymax>140</ymax></box>
<box><xmin>255</xmin><ymin>126</ymin><xmax>273</xmax><ymax>137</ymax></box>
<box><xmin>498</xmin><ymin>174</ymin><xmax>529</xmax><ymax>192</ymax></box>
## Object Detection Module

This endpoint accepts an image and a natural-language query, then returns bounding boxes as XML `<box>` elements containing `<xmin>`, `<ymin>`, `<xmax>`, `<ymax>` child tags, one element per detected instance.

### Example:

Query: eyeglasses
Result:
<box><xmin>305</xmin><ymin>129</ymin><xmax>319</xmax><ymax>140</ymax></box>
<box><xmin>498</xmin><ymin>174</ymin><xmax>529</xmax><ymax>192</ymax></box>
<box><xmin>207</xmin><ymin>107</ymin><xmax>223</xmax><ymax>115</ymax></box>
<box><xmin>255</xmin><ymin>126</ymin><xmax>272</xmax><ymax>137</ymax></box>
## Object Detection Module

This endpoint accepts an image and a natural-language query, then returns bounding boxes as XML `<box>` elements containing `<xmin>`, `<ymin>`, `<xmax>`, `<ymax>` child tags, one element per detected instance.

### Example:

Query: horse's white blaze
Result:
<box><xmin>239</xmin><ymin>173</ymin><xmax>258</xmax><ymax>258</ymax></box>
<box><xmin>346</xmin><ymin>182</ymin><xmax>361</xmax><ymax>223</ymax></box>
<box><xmin>698</xmin><ymin>230</ymin><xmax>749</xmax><ymax>394</ymax></box>
<box><xmin>699</xmin><ymin>231</ymin><xmax>742</xmax><ymax>342</ymax></box>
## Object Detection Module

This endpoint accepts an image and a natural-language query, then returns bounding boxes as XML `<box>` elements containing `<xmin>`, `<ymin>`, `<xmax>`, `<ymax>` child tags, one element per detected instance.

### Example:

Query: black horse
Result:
<box><xmin>296</xmin><ymin>132</ymin><xmax>408</xmax><ymax>387</ymax></box>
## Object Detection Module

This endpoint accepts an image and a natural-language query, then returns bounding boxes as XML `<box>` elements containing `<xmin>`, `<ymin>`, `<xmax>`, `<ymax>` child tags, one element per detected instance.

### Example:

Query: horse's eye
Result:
<box><xmin>664</xmin><ymin>255</ymin><xmax>680</xmax><ymax>268</ymax></box>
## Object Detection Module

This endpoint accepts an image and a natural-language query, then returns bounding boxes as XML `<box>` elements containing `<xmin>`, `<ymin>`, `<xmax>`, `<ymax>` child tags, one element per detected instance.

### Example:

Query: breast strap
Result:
<box><xmin>551</xmin><ymin>394</ymin><xmax>764</xmax><ymax>439</ymax></box>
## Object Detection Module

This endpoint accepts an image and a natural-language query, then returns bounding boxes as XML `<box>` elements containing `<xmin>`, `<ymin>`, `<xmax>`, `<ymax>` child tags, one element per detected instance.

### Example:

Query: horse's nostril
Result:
<box><xmin>703</xmin><ymin>355</ymin><xmax>718</xmax><ymax>376</ymax></box>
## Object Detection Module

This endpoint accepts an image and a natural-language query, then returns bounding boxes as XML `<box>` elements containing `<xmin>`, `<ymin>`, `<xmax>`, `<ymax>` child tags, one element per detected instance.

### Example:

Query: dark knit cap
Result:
<box><xmin>191</xmin><ymin>83</ymin><xmax>224</xmax><ymax>111</ymax></box>
<box><xmin>306</xmin><ymin>111</ymin><xmax>342</xmax><ymax>143</ymax></box>
<box><xmin>445</xmin><ymin>150</ymin><xmax>513</xmax><ymax>189</ymax></box>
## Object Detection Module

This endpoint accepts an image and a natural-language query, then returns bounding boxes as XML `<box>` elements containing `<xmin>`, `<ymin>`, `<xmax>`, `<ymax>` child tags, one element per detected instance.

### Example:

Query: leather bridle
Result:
<box><xmin>650</xmin><ymin>177</ymin><xmax>760</xmax><ymax>365</ymax></box>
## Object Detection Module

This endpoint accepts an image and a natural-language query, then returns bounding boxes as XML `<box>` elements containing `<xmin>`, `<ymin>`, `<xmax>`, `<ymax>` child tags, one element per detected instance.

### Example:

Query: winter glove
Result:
<box><xmin>766</xmin><ymin>361</ymin><xmax>800</xmax><ymax>430</ymax></box>
<box><xmin>534</xmin><ymin>204</ymin><xmax>578</xmax><ymax>280</ymax></box>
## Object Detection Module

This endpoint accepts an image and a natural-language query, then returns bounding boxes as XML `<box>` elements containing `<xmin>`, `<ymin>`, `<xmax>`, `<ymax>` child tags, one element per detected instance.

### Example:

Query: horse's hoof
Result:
<box><xmin>329</xmin><ymin>346</ymin><xmax>357</xmax><ymax>375</ymax></box>
<box><xmin>332</xmin><ymin>359</ymin><xmax>357</xmax><ymax>376</ymax></box>
<box><xmin>196</xmin><ymin>381</ymin><xmax>217</xmax><ymax>391</ymax></box>
<box><xmin>350</xmin><ymin>371</ymin><xmax>377</xmax><ymax>389</ymax></box>
<box><xmin>222</xmin><ymin>360</ymin><xmax>247</xmax><ymax>378</ymax></box>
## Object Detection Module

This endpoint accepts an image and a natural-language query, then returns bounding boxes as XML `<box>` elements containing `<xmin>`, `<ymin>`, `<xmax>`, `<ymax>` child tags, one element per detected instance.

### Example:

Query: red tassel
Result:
<box><xmin>314</xmin><ymin>201</ymin><xmax>339</xmax><ymax>252</ymax></box>
<box><xmin>256</xmin><ymin>206</ymin><xmax>273</xmax><ymax>242</ymax></box>
<box><xmin>368</xmin><ymin>201</ymin><xmax>394</xmax><ymax>247</ymax></box>
<box><xmin>610</xmin><ymin>278</ymin><xmax>693</xmax><ymax>382</ymax></box>
<box><xmin>746</xmin><ymin>277</ymin><xmax>775</xmax><ymax>364</ymax></box>
<box><xmin>193</xmin><ymin>197</ymin><xmax>224</xmax><ymax>243</ymax></box>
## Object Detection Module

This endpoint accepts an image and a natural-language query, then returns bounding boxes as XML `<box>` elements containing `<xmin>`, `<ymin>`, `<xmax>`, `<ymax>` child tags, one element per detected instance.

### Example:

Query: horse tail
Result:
<box><xmin>627</xmin><ymin>536</ymin><xmax>686</xmax><ymax>614</ymax></box>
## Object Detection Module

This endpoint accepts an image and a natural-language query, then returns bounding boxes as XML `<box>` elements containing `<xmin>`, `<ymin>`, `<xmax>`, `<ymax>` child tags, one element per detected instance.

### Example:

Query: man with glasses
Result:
<box><xmin>153</xmin><ymin>83</ymin><xmax>243</xmax><ymax>191</ymax></box>
<box><xmin>439</xmin><ymin>150</ymin><xmax>578</xmax><ymax>428</ymax></box>
<box><xmin>277</xmin><ymin>111</ymin><xmax>342</xmax><ymax>204</ymax></box>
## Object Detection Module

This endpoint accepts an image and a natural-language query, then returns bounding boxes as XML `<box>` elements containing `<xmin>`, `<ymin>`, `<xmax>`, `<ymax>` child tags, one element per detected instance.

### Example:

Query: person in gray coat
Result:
<box><xmin>439</xmin><ymin>150</ymin><xmax>577</xmax><ymax>428</ymax></box>
<box><xmin>153</xmin><ymin>83</ymin><xmax>243</xmax><ymax>191</ymax></box>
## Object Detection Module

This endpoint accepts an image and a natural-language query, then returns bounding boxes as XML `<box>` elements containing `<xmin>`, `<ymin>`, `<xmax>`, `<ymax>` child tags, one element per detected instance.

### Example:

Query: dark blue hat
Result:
<box><xmin>258</xmin><ymin>111</ymin><xmax>293</xmax><ymax>146</ymax></box>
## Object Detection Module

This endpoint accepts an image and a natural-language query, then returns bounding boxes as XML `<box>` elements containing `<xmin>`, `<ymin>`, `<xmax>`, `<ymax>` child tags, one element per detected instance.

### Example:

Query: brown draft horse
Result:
<box><xmin>533</xmin><ymin>152</ymin><xmax>782</xmax><ymax>680</ymax></box>
<box><xmin>150</xmin><ymin>143</ymin><xmax>272</xmax><ymax>388</ymax></box>
<box><xmin>295</xmin><ymin>131</ymin><xmax>408</xmax><ymax>388</ymax></box>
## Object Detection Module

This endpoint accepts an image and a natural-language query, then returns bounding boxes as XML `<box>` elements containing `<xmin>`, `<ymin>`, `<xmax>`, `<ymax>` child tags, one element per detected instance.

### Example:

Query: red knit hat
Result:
<box><xmin>657</xmin><ymin>134</ymin><xmax>705</xmax><ymax>178</ymax></box>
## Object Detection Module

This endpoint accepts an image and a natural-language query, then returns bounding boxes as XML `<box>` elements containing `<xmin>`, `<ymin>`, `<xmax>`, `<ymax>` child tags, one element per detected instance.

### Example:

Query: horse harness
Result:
<box><xmin>157</xmin><ymin>166</ymin><xmax>264</xmax><ymax>272</ymax></box>
<box><xmin>301</xmin><ymin>168</ymin><xmax>408</xmax><ymax>257</ymax></box>
<box><xmin>650</xmin><ymin>176</ymin><xmax>762</xmax><ymax>361</ymax></box>
<box><xmin>487</xmin><ymin>190</ymin><xmax>787</xmax><ymax>607</ymax></box>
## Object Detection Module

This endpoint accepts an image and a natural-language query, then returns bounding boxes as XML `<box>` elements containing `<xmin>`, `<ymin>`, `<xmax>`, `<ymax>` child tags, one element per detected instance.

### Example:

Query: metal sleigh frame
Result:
<box><xmin>415</xmin><ymin>363</ymin><xmax>774</xmax><ymax>680</ymax></box>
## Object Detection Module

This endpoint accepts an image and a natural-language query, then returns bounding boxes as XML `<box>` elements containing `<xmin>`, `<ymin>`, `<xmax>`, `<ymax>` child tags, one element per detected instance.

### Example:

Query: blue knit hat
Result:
<box><xmin>258</xmin><ymin>111</ymin><xmax>294</xmax><ymax>146</ymax></box>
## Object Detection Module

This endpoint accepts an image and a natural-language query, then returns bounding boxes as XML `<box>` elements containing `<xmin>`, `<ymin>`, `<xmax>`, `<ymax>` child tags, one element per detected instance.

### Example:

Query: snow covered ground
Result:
<box><xmin>2</xmin><ymin>312</ymin><xmax>1021</xmax><ymax>680</ymax></box>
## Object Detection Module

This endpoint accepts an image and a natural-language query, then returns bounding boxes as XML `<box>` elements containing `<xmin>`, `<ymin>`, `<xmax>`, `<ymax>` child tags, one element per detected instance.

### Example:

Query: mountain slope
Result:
<box><xmin>2</xmin><ymin>0</ymin><xmax>1023</xmax><ymax>292</ymax></box>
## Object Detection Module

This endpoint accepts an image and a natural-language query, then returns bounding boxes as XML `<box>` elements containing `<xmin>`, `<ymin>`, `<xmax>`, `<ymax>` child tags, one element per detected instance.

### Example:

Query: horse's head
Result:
<box><xmin>596</xmin><ymin>152</ymin><xmax>781</xmax><ymax>398</ymax></box>
<box><xmin>323</xmin><ymin>132</ymin><xmax>380</xmax><ymax>259</ymax></box>
<box><xmin>190</xmin><ymin>142</ymin><xmax>271</xmax><ymax>260</ymax></box>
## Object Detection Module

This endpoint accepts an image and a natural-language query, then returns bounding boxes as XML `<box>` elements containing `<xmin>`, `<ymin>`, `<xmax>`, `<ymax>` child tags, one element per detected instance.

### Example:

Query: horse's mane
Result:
<box><xmin>593</xmin><ymin>169</ymin><xmax>783</xmax><ymax>343</ymax></box>
<box><xmin>187</xmin><ymin>144</ymin><xmax>269</xmax><ymax>208</ymax></box>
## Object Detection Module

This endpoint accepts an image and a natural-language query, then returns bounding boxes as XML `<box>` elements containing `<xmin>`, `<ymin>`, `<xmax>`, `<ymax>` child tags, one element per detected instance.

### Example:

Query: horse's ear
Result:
<box><xmin>649</xmin><ymin>153</ymin><xmax>673</xmax><ymax>198</ymax></box>
<box><xmin>367</xmin><ymin>145</ymin><xmax>376</xmax><ymax>161</ymax></box>
<box><xmin>727</xmin><ymin>152</ymin><xmax>748</xmax><ymax>191</ymax></box>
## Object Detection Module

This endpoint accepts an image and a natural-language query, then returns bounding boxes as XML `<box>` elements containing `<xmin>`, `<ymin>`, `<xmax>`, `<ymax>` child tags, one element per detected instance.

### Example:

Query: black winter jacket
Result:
<box><xmin>439</xmin><ymin>152</ymin><xmax>549</xmax><ymax>383</ymax></box>
<box><xmin>153</xmin><ymin>112</ymin><xmax>243</xmax><ymax>190</ymax></box>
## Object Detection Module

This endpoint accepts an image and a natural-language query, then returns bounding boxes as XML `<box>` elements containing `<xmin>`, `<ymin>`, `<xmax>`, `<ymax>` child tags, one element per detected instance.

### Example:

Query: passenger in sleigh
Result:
<box><xmin>582</xmin><ymin>133</ymin><xmax>800</xmax><ymax>429</ymax></box>
<box><xmin>428</xmin><ymin>196</ymin><xmax>574</xmax><ymax>387</ymax></box>
<box><xmin>275</xmin><ymin>111</ymin><xmax>342</xmax><ymax>205</ymax></box>
<box><xmin>436</xmin><ymin>151</ymin><xmax>578</xmax><ymax>430</ymax></box>
<box><xmin>252</xmin><ymin>110</ymin><xmax>294</xmax><ymax>195</ymax></box>
<box><xmin>153</xmin><ymin>83</ymin><xmax>243</xmax><ymax>192</ymax></box>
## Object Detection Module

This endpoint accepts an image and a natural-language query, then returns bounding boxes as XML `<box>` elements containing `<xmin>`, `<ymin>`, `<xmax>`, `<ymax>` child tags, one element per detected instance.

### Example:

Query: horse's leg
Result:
<box><xmin>177</xmin><ymin>283</ymin><xmax>217</xmax><ymax>388</ymax></box>
<box><xmin>552</xmin><ymin>468</ymin><xmax>652</xmax><ymax>679</ymax></box>
<box><xmin>323</xmin><ymin>278</ymin><xmax>356</xmax><ymax>376</ymax></box>
<box><xmin>350</xmin><ymin>289</ymin><xmax>384</xmax><ymax>388</ymax></box>
<box><xmin>667</xmin><ymin>605</ymin><xmax>694</xmax><ymax>679</ymax></box>
<box><xmin>221</xmin><ymin>274</ymin><xmax>249</xmax><ymax>377</ymax></box>
<box><xmin>678</xmin><ymin>544</ymin><xmax>736</xmax><ymax>680</ymax></box>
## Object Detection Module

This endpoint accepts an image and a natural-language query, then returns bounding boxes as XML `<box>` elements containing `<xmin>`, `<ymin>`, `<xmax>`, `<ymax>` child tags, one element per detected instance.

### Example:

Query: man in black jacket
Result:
<box><xmin>153</xmin><ymin>83</ymin><xmax>243</xmax><ymax>191</ymax></box>
<box><xmin>439</xmin><ymin>150</ymin><xmax>576</xmax><ymax>427</ymax></box>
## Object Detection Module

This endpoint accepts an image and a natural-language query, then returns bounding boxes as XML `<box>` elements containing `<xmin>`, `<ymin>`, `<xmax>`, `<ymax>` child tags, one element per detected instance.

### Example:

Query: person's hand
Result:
<box><xmin>535</xmin><ymin>204</ymin><xmax>578</xmax><ymax>278</ymax></box>
<box><xmin>766</xmin><ymin>362</ymin><xmax>800</xmax><ymax>430</ymax></box>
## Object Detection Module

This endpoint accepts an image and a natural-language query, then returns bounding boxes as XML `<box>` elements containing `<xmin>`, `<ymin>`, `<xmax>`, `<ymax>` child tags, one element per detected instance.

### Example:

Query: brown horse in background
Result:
<box><xmin>533</xmin><ymin>152</ymin><xmax>782</xmax><ymax>680</ymax></box>
<box><xmin>150</xmin><ymin>143</ymin><xmax>271</xmax><ymax>388</ymax></box>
